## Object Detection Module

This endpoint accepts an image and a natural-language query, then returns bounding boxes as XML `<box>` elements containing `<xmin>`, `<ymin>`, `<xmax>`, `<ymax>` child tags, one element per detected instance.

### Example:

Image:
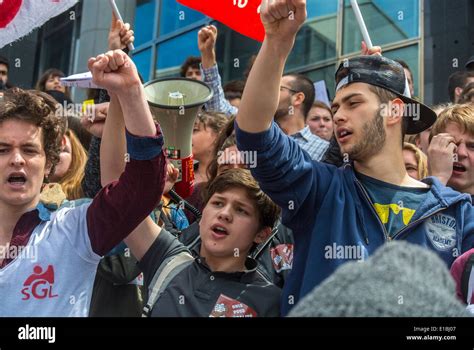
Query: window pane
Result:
<box><xmin>156</xmin><ymin>29</ymin><xmax>200</xmax><ymax>78</ymax></box>
<box><xmin>306</xmin><ymin>65</ymin><xmax>337</xmax><ymax>102</ymax></box>
<box><xmin>384</xmin><ymin>44</ymin><xmax>419</xmax><ymax>97</ymax></box>
<box><xmin>135</xmin><ymin>0</ymin><xmax>156</xmax><ymax>47</ymax></box>
<box><xmin>343</xmin><ymin>0</ymin><xmax>419</xmax><ymax>55</ymax></box>
<box><xmin>287</xmin><ymin>0</ymin><xmax>338</xmax><ymax>70</ymax></box>
<box><xmin>159</xmin><ymin>2</ymin><xmax>205</xmax><ymax>36</ymax></box>
<box><xmin>133</xmin><ymin>48</ymin><xmax>152</xmax><ymax>82</ymax></box>
<box><xmin>214</xmin><ymin>23</ymin><xmax>261</xmax><ymax>82</ymax></box>
<box><xmin>41</xmin><ymin>23</ymin><xmax>74</xmax><ymax>75</ymax></box>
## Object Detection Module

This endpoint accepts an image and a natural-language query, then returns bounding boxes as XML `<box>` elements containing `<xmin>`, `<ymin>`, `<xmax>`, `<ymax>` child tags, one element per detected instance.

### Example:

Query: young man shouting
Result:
<box><xmin>0</xmin><ymin>49</ymin><xmax>166</xmax><ymax>316</ymax></box>
<box><xmin>98</xmin><ymin>92</ymin><xmax>282</xmax><ymax>317</ymax></box>
<box><xmin>234</xmin><ymin>0</ymin><xmax>474</xmax><ymax>315</ymax></box>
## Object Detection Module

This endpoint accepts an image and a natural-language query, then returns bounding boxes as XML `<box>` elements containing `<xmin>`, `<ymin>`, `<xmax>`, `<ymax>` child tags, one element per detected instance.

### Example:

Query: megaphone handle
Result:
<box><xmin>169</xmin><ymin>155</ymin><xmax>195</xmax><ymax>199</ymax></box>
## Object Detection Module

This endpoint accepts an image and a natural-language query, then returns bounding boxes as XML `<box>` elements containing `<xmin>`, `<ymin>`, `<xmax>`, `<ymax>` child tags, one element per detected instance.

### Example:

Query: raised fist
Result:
<box><xmin>260</xmin><ymin>0</ymin><xmax>307</xmax><ymax>42</ymax></box>
<box><xmin>198</xmin><ymin>25</ymin><xmax>217</xmax><ymax>54</ymax></box>
<box><xmin>88</xmin><ymin>50</ymin><xmax>140</xmax><ymax>95</ymax></box>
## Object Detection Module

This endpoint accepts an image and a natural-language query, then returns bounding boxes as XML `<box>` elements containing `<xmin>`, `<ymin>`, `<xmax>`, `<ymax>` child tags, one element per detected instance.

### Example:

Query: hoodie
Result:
<box><xmin>235</xmin><ymin>121</ymin><xmax>474</xmax><ymax>316</ymax></box>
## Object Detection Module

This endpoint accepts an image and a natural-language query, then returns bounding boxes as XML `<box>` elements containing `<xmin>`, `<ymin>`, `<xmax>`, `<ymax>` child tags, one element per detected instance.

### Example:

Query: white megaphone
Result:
<box><xmin>144</xmin><ymin>78</ymin><xmax>213</xmax><ymax>198</ymax></box>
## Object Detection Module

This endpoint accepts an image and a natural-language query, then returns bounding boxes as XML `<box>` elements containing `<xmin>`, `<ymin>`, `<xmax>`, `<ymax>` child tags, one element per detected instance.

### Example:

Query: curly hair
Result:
<box><xmin>180</xmin><ymin>56</ymin><xmax>201</xmax><ymax>78</ymax></box>
<box><xmin>0</xmin><ymin>88</ymin><xmax>66</xmax><ymax>176</ymax></box>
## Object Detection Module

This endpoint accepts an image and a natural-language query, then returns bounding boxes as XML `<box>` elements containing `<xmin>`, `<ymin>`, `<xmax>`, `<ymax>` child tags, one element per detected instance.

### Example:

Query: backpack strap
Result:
<box><xmin>142</xmin><ymin>252</ymin><xmax>194</xmax><ymax>317</ymax></box>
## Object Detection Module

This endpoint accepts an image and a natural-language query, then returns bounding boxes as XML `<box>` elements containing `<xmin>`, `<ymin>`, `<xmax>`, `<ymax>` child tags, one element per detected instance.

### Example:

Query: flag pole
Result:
<box><xmin>350</xmin><ymin>0</ymin><xmax>372</xmax><ymax>49</ymax></box>
<box><xmin>108</xmin><ymin>0</ymin><xmax>135</xmax><ymax>51</ymax></box>
<box><xmin>350</xmin><ymin>0</ymin><xmax>412</xmax><ymax>97</ymax></box>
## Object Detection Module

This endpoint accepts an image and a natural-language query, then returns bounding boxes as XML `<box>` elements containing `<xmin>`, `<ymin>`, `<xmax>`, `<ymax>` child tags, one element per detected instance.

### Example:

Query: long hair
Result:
<box><xmin>35</xmin><ymin>68</ymin><xmax>72</xmax><ymax>101</ymax></box>
<box><xmin>403</xmin><ymin>142</ymin><xmax>428</xmax><ymax>180</ymax></box>
<box><xmin>58</xmin><ymin>129</ymin><xmax>87</xmax><ymax>200</ymax></box>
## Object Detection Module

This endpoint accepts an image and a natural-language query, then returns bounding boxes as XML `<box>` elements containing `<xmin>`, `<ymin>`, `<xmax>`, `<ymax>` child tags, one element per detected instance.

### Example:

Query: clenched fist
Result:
<box><xmin>88</xmin><ymin>50</ymin><xmax>140</xmax><ymax>95</ymax></box>
<box><xmin>260</xmin><ymin>0</ymin><xmax>307</xmax><ymax>44</ymax></box>
<box><xmin>198</xmin><ymin>25</ymin><xmax>218</xmax><ymax>69</ymax></box>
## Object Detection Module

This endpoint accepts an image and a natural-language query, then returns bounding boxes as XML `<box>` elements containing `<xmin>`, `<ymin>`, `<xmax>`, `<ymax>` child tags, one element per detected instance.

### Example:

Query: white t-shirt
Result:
<box><xmin>0</xmin><ymin>203</ymin><xmax>101</xmax><ymax>316</ymax></box>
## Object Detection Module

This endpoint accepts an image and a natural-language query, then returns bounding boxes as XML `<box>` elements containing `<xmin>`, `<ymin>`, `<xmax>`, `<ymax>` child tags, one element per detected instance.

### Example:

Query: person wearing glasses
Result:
<box><xmin>198</xmin><ymin>25</ymin><xmax>329</xmax><ymax>161</ymax></box>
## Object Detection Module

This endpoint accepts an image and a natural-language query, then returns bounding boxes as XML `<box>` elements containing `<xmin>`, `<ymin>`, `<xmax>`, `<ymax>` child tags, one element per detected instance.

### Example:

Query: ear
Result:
<box><xmin>253</xmin><ymin>226</ymin><xmax>272</xmax><ymax>245</ymax></box>
<box><xmin>386</xmin><ymin>98</ymin><xmax>404</xmax><ymax>127</ymax></box>
<box><xmin>414</xmin><ymin>134</ymin><xmax>421</xmax><ymax>148</ymax></box>
<box><xmin>455</xmin><ymin>87</ymin><xmax>463</xmax><ymax>99</ymax></box>
<box><xmin>291</xmin><ymin>92</ymin><xmax>305</xmax><ymax>108</ymax></box>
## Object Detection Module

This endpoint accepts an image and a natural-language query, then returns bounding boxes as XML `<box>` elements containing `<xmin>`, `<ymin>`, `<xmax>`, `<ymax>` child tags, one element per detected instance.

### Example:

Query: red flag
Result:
<box><xmin>177</xmin><ymin>0</ymin><xmax>264</xmax><ymax>42</ymax></box>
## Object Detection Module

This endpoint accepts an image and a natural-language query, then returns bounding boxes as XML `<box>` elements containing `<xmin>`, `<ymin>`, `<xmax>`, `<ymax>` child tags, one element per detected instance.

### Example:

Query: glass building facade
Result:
<box><xmin>133</xmin><ymin>0</ymin><xmax>423</xmax><ymax>101</ymax></box>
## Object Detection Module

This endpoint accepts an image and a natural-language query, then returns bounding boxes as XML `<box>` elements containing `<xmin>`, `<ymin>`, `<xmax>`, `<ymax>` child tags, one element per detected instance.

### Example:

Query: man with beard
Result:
<box><xmin>198</xmin><ymin>25</ymin><xmax>329</xmax><ymax>161</ymax></box>
<box><xmin>234</xmin><ymin>0</ymin><xmax>474</xmax><ymax>315</ymax></box>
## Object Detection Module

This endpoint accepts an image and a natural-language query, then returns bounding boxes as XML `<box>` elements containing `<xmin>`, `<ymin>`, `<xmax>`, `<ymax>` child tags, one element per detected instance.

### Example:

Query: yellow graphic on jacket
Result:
<box><xmin>373</xmin><ymin>203</ymin><xmax>416</xmax><ymax>226</ymax></box>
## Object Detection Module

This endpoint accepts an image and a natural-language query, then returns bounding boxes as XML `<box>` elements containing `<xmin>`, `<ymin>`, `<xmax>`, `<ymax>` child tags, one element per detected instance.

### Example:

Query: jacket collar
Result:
<box><xmin>191</xmin><ymin>243</ymin><xmax>259</xmax><ymax>277</ymax></box>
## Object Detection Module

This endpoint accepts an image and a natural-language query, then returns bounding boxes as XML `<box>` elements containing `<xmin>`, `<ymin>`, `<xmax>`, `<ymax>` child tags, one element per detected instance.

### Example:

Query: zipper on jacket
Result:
<box><xmin>391</xmin><ymin>207</ymin><xmax>447</xmax><ymax>241</ymax></box>
<box><xmin>355</xmin><ymin>179</ymin><xmax>390</xmax><ymax>242</ymax></box>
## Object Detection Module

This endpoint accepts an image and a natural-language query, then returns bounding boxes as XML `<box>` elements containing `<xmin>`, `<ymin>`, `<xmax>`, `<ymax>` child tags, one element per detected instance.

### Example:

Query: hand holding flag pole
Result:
<box><xmin>350</xmin><ymin>0</ymin><xmax>411</xmax><ymax>97</ymax></box>
<box><xmin>108</xmin><ymin>0</ymin><xmax>134</xmax><ymax>51</ymax></box>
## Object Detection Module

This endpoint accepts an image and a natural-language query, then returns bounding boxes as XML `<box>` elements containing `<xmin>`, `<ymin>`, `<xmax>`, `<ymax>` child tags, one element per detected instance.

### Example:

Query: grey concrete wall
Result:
<box><xmin>73</xmin><ymin>0</ymin><xmax>136</xmax><ymax>101</ymax></box>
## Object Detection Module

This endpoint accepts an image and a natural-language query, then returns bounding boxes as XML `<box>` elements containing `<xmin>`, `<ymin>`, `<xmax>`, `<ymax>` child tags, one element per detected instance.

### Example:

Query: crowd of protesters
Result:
<box><xmin>0</xmin><ymin>0</ymin><xmax>473</xmax><ymax>317</ymax></box>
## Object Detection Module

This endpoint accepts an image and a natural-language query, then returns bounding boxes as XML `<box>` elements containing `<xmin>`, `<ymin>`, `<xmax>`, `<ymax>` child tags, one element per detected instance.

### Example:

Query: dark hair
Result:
<box><xmin>395</xmin><ymin>59</ymin><xmax>413</xmax><ymax>77</ymax></box>
<box><xmin>0</xmin><ymin>56</ymin><xmax>9</xmax><ymax>69</ymax></box>
<box><xmin>459</xmin><ymin>82</ymin><xmax>474</xmax><ymax>104</ymax></box>
<box><xmin>223</xmin><ymin>80</ymin><xmax>245</xmax><ymax>100</ymax></box>
<box><xmin>0</xmin><ymin>88</ymin><xmax>66</xmax><ymax>175</ymax></box>
<box><xmin>67</xmin><ymin>116</ymin><xmax>92</xmax><ymax>150</ymax></box>
<box><xmin>195</xmin><ymin>111</ymin><xmax>228</xmax><ymax>135</ymax></box>
<box><xmin>206</xmin><ymin>116</ymin><xmax>237</xmax><ymax>182</ymax></box>
<box><xmin>284</xmin><ymin>73</ymin><xmax>315</xmax><ymax>118</ymax></box>
<box><xmin>180</xmin><ymin>56</ymin><xmax>201</xmax><ymax>78</ymax></box>
<box><xmin>204</xmin><ymin>168</ymin><xmax>280</xmax><ymax>230</ymax></box>
<box><xmin>448</xmin><ymin>71</ymin><xmax>474</xmax><ymax>102</ymax></box>
<box><xmin>35</xmin><ymin>68</ymin><xmax>72</xmax><ymax>101</ymax></box>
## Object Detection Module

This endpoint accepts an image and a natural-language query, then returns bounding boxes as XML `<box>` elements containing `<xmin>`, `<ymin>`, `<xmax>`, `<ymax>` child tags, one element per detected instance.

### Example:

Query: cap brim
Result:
<box><xmin>397</xmin><ymin>95</ymin><xmax>437</xmax><ymax>135</ymax></box>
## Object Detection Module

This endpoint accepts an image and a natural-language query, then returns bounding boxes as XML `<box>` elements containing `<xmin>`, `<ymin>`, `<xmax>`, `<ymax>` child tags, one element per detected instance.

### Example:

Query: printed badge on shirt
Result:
<box><xmin>209</xmin><ymin>294</ymin><xmax>257</xmax><ymax>317</ymax></box>
<box><xmin>271</xmin><ymin>244</ymin><xmax>294</xmax><ymax>273</ymax></box>
<box><xmin>21</xmin><ymin>265</ymin><xmax>58</xmax><ymax>300</ymax></box>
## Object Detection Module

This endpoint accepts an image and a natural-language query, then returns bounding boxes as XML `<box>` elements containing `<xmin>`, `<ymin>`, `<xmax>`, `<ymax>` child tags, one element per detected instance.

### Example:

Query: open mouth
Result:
<box><xmin>211</xmin><ymin>224</ymin><xmax>229</xmax><ymax>237</ymax></box>
<box><xmin>337</xmin><ymin>128</ymin><xmax>353</xmax><ymax>142</ymax></box>
<box><xmin>453</xmin><ymin>163</ymin><xmax>466</xmax><ymax>173</ymax></box>
<box><xmin>7</xmin><ymin>173</ymin><xmax>27</xmax><ymax>187</ymax></box>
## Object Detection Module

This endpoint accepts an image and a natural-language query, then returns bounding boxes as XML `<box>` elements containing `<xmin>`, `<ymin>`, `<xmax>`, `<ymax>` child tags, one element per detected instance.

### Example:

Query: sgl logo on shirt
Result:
<box><xmin>424</xmin><ymin>214</ymin><xmax>457</xmax><ymax>251</ymax></box>
<box><xmin>21</xmin><ymin>265</ymin><xmax>58</xmax><ymax>300</ymax></box>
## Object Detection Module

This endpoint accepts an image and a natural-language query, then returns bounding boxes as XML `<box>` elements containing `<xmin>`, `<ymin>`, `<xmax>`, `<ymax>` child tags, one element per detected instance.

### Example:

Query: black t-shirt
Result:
<box><xmin>138</xmin><ymin>229</ymin><xmax>281</xmax><ymax>317</ymax></box>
